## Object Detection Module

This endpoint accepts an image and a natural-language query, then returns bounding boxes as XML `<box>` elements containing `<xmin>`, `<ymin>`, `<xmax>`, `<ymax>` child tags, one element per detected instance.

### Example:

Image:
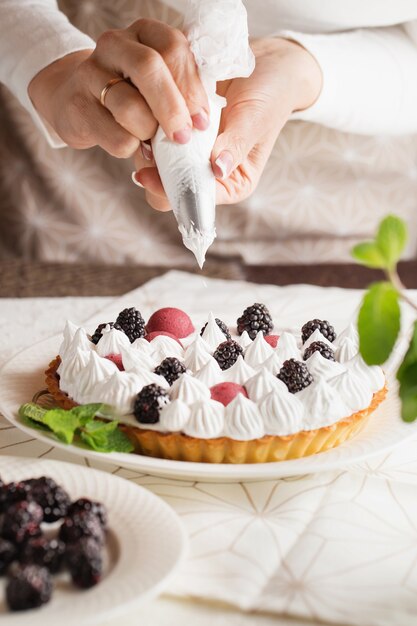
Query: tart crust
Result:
<box><xmin>45</xmin><ymin>356</ymin><xmax>387</xmax><ymax>464</ymax></box>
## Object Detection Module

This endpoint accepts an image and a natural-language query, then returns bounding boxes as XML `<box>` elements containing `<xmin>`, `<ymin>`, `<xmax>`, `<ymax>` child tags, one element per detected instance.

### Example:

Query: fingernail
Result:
<box><xmin>140</xmin><ymin>141</ymin><xmax>153</xmax><ymax>161</ymax></box>
<box><xmin>131</xmin><ymin>171</ymin><xmax>144</xmax><ymax>188</ymax></box>
<box><xmin>173</xmin><ymin>127</ymin><xmax>192</xmax><ymax>144</ymax></box>
<box><xmin>192</xmin><ymin>109</ymin><xmax>209</xmax><ymax>131</ymax></box>
<box><xmin>214</xmin><ymin>150</ymin><xmax>234</xmax><ymax>179</ymax></box>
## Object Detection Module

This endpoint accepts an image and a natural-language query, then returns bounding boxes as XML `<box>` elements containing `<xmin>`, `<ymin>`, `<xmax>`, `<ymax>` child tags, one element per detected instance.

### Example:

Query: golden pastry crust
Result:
<box><xmin>45</xmin><ymin>356</ymin><xmax>387</xmax><ymax>463</ymax></box>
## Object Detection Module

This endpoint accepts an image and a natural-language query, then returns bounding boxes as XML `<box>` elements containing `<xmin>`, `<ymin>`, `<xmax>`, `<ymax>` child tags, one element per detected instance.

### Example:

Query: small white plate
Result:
<box><xmin>0</xmin><ymin>455</ymin><xmax>187</xmax><ymax>625</ymax></box>
<box><xmin>0</xmin><ymin>335</ymin><xmax>416</xmax><ymax>482</ymax></box>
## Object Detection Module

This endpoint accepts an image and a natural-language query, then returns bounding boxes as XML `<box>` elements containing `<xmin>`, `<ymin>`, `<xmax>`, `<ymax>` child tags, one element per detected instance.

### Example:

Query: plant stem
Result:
<box><xmin>387</xmin><ymin>269</ymin><xmax>417</xmax><ymax>312</ymax></box>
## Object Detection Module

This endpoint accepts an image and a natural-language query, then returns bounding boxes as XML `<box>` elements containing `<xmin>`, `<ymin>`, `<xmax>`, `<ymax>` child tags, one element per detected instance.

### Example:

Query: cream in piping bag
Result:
<box><xmin>151</xmin><ymin>0</ymin><xmax>254</xmax><ymax>268</ymax></box>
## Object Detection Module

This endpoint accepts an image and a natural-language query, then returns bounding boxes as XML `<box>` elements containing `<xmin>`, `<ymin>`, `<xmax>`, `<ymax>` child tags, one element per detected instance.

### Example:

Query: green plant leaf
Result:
<box><xmin>19</xmin><ymin>403</ymin><xmax>47</xmax><ymax>423</ymax></box>
<box><xmin>399</xmin><ymin>387</ymin><xmax>417</xmax><ymax>422</ymax></box>
<box><xmin>42</xmin><ymin>409</ymin><xmax>81</xmax><ymax>444</ymax></box>
<box><xmin>80</xmin><ymin>420</ymin><xmax>133</xmax><ymax>453</ymax></box>
<box><xmin>376</xmin><ymin>215</ymin><xmax>408</xmax><ymax>270</ymax></box>
<box><xmin>70</xmin><ymin>403</ymin><xmax>103</xmax><ymax>425</ymax></box>
<box><xmin>397</xmin><ymin>321</ymin><xmax>417</xmax><ymax>382</ymax></box>
<box><xmin>358</xmin><ymin>281</ymin><xmax>401</xmax><ymax>365</ymax></box>
<box><xmin>397</xmin><ymin>322</ymin><xmax>417</xmax><ymax>422</ymax></box>
<box><xmin>351</xmin><ymin>242</ymin><xmax>387</xmax><ymax>269</ymax></box>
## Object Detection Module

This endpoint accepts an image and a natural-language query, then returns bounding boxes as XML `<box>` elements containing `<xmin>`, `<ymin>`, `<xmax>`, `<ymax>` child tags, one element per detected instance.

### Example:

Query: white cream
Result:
<box><xmin>244</xmin><ymin>331</ymin><xmax>274</xmax><ymax>369</ymax></box>
<box><xmin>150</xmin><ymin>334</ymin><xmax>184</xmax><ymax>362</ymax></box>
<box><xmin>183</xmin><ymin>400</ymin><xmax>225</xmax><ymax>438</ymax></box>
<box><xmin>131</xmin><ymin>337</ymin><xmax>155</xmax><ymax>356</ymax></box>
<box><xmin>184</xmin><ymin>335</ymin><xmax>212</xmax><ymax>370</ymax></box>
<box><xmin>335</xmin><ymin>322</ymin><xmax>359</xmax><ymax>349</ymax></box>
<box><xmin>58</xmin><ymin>320</ymin><xmax>79</xmax><ymax>360</ymax></box>
<box><xmin>222</xmin><ymin>355</ymin><xmax>256</xmax><ymax>385</ymax></box>
<box><xmin>336</xmin><ymin>337</ymin><xmax>359</xmax><ymax>363</ymax></box>
<box><xmin>298</xmin><ymin>379</ymin><xmax>352</xmax><ymax>429</ymax></box>
<box><xmin>347</xmin><ymin>354</ymin><xmax>385</xmax><ymax>393</ymax></box>
<box><xmin>89</xmin><ymin>371</ymin><xmax>143</xmax><ymax>415</ymax></box>
<box><xmin>224</xmin><ymin>394</ymin><xmax>264</xmax><ymax>440</ymax></box>
<box><xmin>201</xmin><ymin>312</ymin><xmax>229</xmax><ymax>350</ymax></box>
<box><xmin>305</xmin><ymin>351</ymin><xmax>346</xmax><ymax>380</ymax></box>
<box><xmin>303</xmin><ymin>329</ymin><xmax>334</xmax><ymax>351</ymax></box>
<box><xmin>96</xmin><ymin>326</ymin><xmax>130</xmax><ymax>357</ymax></box>
<box><xmin>238</xmin><ymin>331</ymin><xmax>253</xmax><ymax>350</ymax></box>
<box><xmin>329</xmin><ymin>369</ymin><xmax>373</xmax><ymax>413</ymax></box>
<box><xmin>245</xmin><ymin>368</ymin><xmax>287</xmax><ymax>402</ymax></box>
<box><xmin>58</xmin><ymin>348</ymin><xmax>91</xmax><ymax>396</ymax></box>
<box><xmin>262</xmin><ymin>351</ymin><xmax>284</xmax><ymax>376</ymax></box>
<box><xmin>259</xmin><ymin>388</ymin><xmax>305</xmax><ymax>436</ymax></box>
<box><xmin>194</xmin><ymin>357</ymin><xmax>223</xmax><ymax>387</ymax></box>
<box><xmin>121</xmin><ymin>346</ymin><xmax>155</xmax><ymax>372</ymax></box>
<box><xmin>275</xmin><ymin>331</ymin><xmax>301</xmax><ymax>362</ymax></box>
<box><xmin>170</xmin><ymin>372</ymin><xmax>211</xmax><ymax>403</ymax></box>
<box><xmin>71</xmin><ymin>351</ymin><xmax>117</xmax><ymax>403</ymax></box>
<box><xmin>126</xmin><ymin>366</ymin><xmax>169</xmax><ymax>390</ymax></box>
<box><xmin>159</xmin><ymin>399</ymin><xmax>191</xmax><ymax>432</ymax></box>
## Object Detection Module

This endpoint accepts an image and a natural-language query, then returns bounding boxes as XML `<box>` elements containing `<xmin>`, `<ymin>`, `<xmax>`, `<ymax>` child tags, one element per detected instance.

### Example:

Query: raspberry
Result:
<box><xmin>200</xmin><ymin>318</ymin><xmax>231</xmax><ymax>340</ymax></box>
<box><xmin>213</xmin><ymin>340</ymin><xmax>243</xmax><ymax>371</ymax></box>
<box><xmin>0</xmin><ymin>538</ymin><xmax>17</xmax><ymax>575</ymax></box>
<box><xmin>91</xmin><ymin>322</ymin><xmax>122</xmax><ymax>345</ymax></box>
<box><xmin>237</xmin><ymin>303</ymin><xmax>273</xmax><ymax>340</ymax></box>
<box><xmin>24</xmin><ymin>476</ymin><xmax>71</xmax><ymax>523</ymax></box>
<box><xmin>278</xmin><ymin>359</ymin><xmax>313</xmax><ymax>393</ymax></box>
<box><xmin>116</xmin><ymin>307</ymin><xmax>146</xmax><ymax>343</ymax></box>
<box><xmin>2</xmin><ymin>500</ymin><xmax>43</xmax><ymax>545</ymax></box>
<box><xmin>303</xmin><ymin>341</ymin><xmax>335</xmax><ymax>362</ymax></box>
<box><xmin>65</xmin><ymin>536</ymin><xmax>103</xmax><ymax>589</ymax></box>
<box><xmin>301</xmin><ymin>319</ymin><xmax>336</xmax><ymax>344</ymax></box>
<box><xmin>133</xmin><ymin>384</ymin><xmax>170</xmax><ymax>424</ymax></box>
<box><xmin>20</xmin><ymin>537</ymin><xmax>65</xmax><ymax>574</ymax></box>
<box><xmin>67</xmin><ymin>499</ymin><xmax>108</xmax><ymax>528</ymax></box>
<box><xmin>105</xmin><ymin>353</ymin><xmax>124</xmax><ymax>370</ymax></box>
<box><xmin>154</xmin><ymin>357</ymin><xmax>186</xmax><ymax>386</ymax></box>
<box><xmin>59</xmin><ymin>510</ymin><xmax>105</xmax><ymax>546</ymax></box>
<box><xmin>264</xmin><ymin>335</ymin><xmax>279</xmax><ymax>348</ymax></box>
<box><xmin>6</xmin><ymin>564</ymin><xmax>52</xmax><ymax>611</ymax></box>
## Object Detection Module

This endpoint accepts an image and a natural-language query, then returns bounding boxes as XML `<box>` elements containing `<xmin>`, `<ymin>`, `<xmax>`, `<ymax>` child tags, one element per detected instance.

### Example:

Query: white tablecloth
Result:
<box><xmin>1</xmin><ymin>271</ymin><xmax>417</xmax><ymax>626</ymax></box>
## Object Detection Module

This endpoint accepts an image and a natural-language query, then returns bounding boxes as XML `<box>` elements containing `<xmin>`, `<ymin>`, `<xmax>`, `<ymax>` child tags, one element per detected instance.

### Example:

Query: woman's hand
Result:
<box><xmin>28</xmin><ymin>19</ymin><xmax>209</xmax><ymax>157</ymax></box>
<box><xmin>134</xmin><ymin>37</ymin><xmax>322</xmax><ymax>210</ymax></box>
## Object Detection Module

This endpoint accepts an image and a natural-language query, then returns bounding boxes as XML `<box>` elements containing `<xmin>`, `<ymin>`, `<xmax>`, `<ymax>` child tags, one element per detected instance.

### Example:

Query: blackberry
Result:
<box><xmin>65</xmin><ymin>536</ymin><xmax>103</xmax><ymax>589</ymax></box>
<box><xmin>301</xmin><ymin>319</ymin><xmax>336</xmax><ymax>344</ymax></box>
<box><xmin>213</xmin><ymin>340</ymin><xmax>243</xmax><ymax>371</ymax></box>
<box><xmin>278</xmin><ymin>359</ymin><xmax>313</xmax><ymax>394</ymax></box>
<box><xmin>200</xmin><ymin>318</ymin><xmax>231</xmax><ymax>340</ymax></box>
<box><xmin>115</xmin><ymin>307</ymin><xmax>146</xmax><ymax>343</ymax></box>
<box><xmin>2</xmin><ymin>500</ymin><xmax>43</xmax><ymax>545</ymax></box>
<box><xmin>91</xmin><ymin>321</ymin><xmax>122</xmax><ymax>345</ymax></box>
<box><xmin>303</xmin><ymin>341</ymin><xmax>335</xmax><ymax>362</ymax></box>
<box><xmin>67</xmin><ymin>499</ymin><xmax>108</xmax><ymax>529</ymax></box>
<box><xmin>20</xmin><ymin>538</ymin><xmax>65</xmax><ymax>574</ymax></box>
<box><xmin>154</xmin><ymin>357</ymin><xmax>186</xmax><ymax>386</ymax></box>
<box><xmin>23</xmin><ymin>476</ymin><xmax>70</xmax><ymax>523</ymax></box>
<box><xmin>0</xmin><ymin>538</ymin><xmax>17</xmax><ymax>575</ymax></box>
<box><xmin>0</xmin><ymin>481</ymin><xmax>31</xmax><ymax>513</ymax></box>
<box><xmin>237</xmin><ymin>303</ymin><xmax>273</xmax><ymax>340</ymax></box>
<box><xmin>6</xmin><ymin>564</ymin><xmax>52</xmax><ymax>611</ymax></box>
<box><xmin>133</xmin><ymin>384</ymin><xmax>170</xmax><ymax>424</ymax></box>
<box><xmin>59</xmin><ymin>511</ymin><xmax>105</xmax><ymax>546</ymax></box>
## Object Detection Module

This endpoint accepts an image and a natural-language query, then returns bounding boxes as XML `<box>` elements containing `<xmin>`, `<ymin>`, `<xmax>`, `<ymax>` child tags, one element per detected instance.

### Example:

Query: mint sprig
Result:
<box><xmin>19</xmin><ymin>403</ymin><xmax>134</xmax><ymax>453</ymax></box>
<box><xmin>352</xmin><ymin>214</ymin><xmax>417</xmax><ymax>422</ymax></box>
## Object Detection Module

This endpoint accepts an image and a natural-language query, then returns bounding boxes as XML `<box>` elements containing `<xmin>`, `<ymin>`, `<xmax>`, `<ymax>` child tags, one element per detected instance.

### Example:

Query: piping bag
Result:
<box><xmin>151</xmin><ymin>0</ymin><xmax>255</xmax><ymax>268</ymax></box>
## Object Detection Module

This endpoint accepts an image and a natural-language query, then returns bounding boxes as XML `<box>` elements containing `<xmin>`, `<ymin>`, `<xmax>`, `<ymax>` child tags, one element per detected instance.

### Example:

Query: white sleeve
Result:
<box><xmin>281</xmin><ymin>23</ymin><xmax>417</xmax><ymax>136</ymax></box>
<box><xmin>0</xmin><ymin>0</ymin><xmax>95</xmax><ymax>147</ymax></box>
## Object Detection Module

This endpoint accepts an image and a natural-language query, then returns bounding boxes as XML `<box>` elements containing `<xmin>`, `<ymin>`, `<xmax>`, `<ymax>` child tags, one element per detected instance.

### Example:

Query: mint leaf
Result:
<box><xmin>80</xmin><ymin>420</ymin><xmax>133</xmax><ymax>453</ymax></box>
<box><xmin>42</xmin><ymin>409</ymin><xmax>81</xmax><ymax>444</ymax></box>
<box><xmin>399</xmin><ymin>387</ymin><xmax>417</xmax><ymax>422</ymax></box>
<box><xmin>19</xmin><ymin>403</ymin><xmax>47</xmax><ymax>423</ymax></box>
<box><xmin>376</xmin><ymin>215</ymin><xmax>408</xmax><ymax>270</ymax></box>
<box><xmin>352</xmin><ymin>242</ymin><xmax>387</xmax><ymax>269</ymax></box>
<box><xmin>397</xmin><ymin>321</ymin><xmax>417</xmax><ymax>382</ymax></box>
<box><xmin>397</xmin><ymin>322</ymin><xmax>417</xmax><ymax>422</ymax></box>
<box><xmin>358</xmin><ymin>281</ymin><xmax>401</xmax><ymax>365</ymax></box>
<box><xmin>70</xmin><ymin>404</ymin><xmax>103</xmax><ymax>425</ymax></box>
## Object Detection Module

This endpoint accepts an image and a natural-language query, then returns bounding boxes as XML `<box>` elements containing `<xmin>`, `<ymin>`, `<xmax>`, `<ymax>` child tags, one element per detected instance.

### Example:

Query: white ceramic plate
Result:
<box><xmin>0</xmin><ymin>455</ymin><xmax>187</xmax><ymax>625</ymax></box>
<box><xmin>0</xmin><ymin>335</ymin><xmax>416</xmax><ymax>482</ymax></box>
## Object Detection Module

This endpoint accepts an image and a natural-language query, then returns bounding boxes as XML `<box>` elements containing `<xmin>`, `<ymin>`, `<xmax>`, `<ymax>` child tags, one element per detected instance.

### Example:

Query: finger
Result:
<box><xmin>84</xmin><ymin>61</ymin><xmax>157</xmax><ymax>140</ymax></box>
<box><xmin>87</xmin><ymin>98</ymin><xmax>140</xmax><ymax>158</ymax></box>
<box><xmin>94</xmin><ymin>29</ymin><xmax>192</xmax><ymax>143</ymax></box>
<box><xmin>131</xmin><ymin>166</ymin><xmax>171</xmax><ymax>212</ymax></box>
<box><xmin>131</xmin><ymin>19</ymin><xmax>209</xmax><ymax>130</ymax></box>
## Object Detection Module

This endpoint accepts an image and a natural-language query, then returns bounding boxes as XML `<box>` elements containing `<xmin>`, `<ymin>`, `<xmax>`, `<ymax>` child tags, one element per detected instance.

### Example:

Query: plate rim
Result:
<box><xmin>1</xmin><ymin>336</ymin><xmax>417</xmax><ymax>482</ymax></box>
<box><xmin>0</xmin><ymin>454</ymin><xmax>188</xmax><ymax>625</ymax></box>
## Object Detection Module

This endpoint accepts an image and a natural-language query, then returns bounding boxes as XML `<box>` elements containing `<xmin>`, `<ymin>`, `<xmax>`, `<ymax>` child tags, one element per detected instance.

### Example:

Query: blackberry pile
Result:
<box><xmin>91</xmin><ymin>306</ymin><xmax>146</xmax><ymax>345</ymax></box>
<box><xmin>133</xmin><ymin>384</ymin><xmax>170</xmax><ymax>424</ymax></box>
<box><xmin>154</xmin><ymin>357</ymin><xmax>187</xmax><ymax>386</ymax></box>
<box><xmin>200</xmin><ymin>318</ymin><xmax>231</xmax><ymax>340</ymax></box>
<box><xmin>0</xmin><ymin>475</ymin><xmax>108</xmax><ymax>611</ymax></box>
<box><xmin>213</xmin><ymin>340</ymin><xmax>243</xmax><ymax>371</ymax></box>
<box><xmin>278</xmin><ymin>359</ymin><xmax>314</xmax><ymax>393</ymax></box>
<box><xmin>303</xmin><ymin>341</ymin><xmax>335</xmax><ymax>362</ymax></box>
<box><xmin>301</xmin><ymin>319</ymin><xmax>336</xmax><ymax>344</ymax></box>
<box><xmin>237</xmin><ymin>303</ymin><xmax>273</xmax><ymax>340</ymax></box>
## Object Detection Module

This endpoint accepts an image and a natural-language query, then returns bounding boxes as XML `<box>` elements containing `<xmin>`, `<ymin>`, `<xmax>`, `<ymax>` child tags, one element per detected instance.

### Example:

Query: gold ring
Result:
<box><xmin>99</xmin><ymin>77</ymin><xmax>126</xmax><ymax>106</ymax></box>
